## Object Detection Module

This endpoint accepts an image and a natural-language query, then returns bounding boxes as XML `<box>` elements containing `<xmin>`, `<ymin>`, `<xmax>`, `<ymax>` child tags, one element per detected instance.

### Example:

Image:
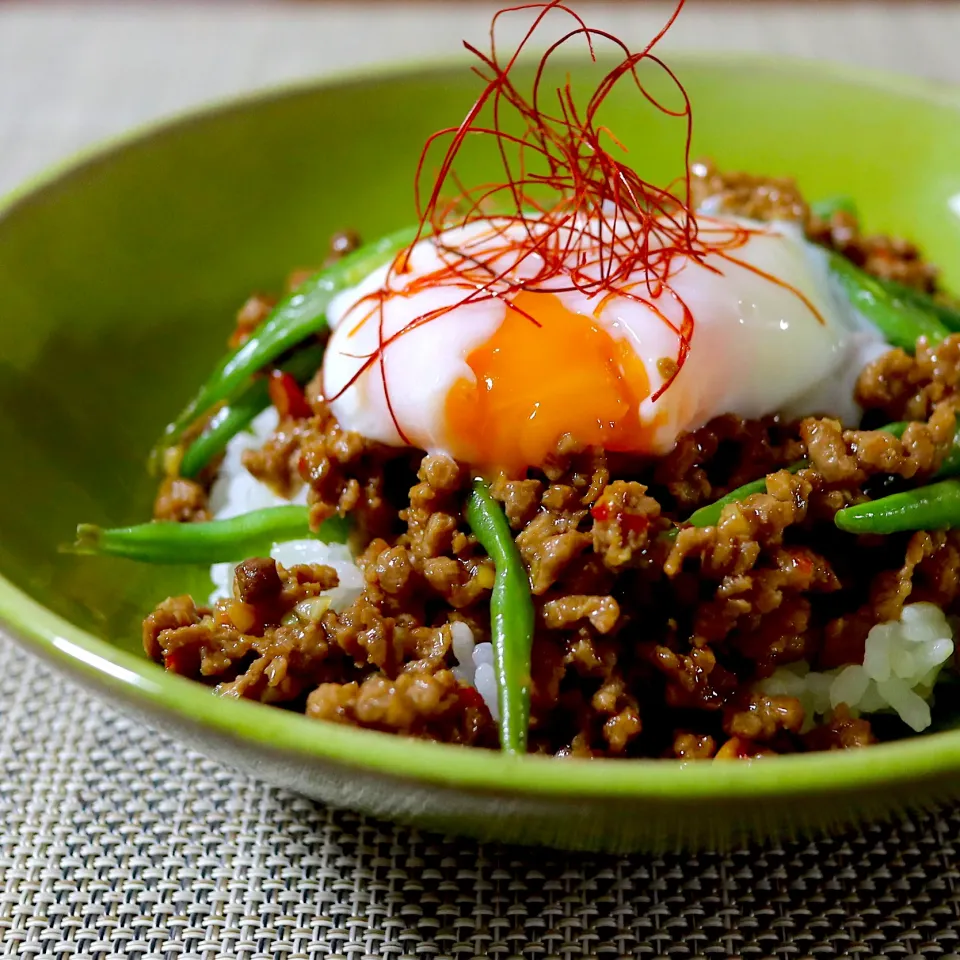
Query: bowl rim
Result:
<box><xmin>4</xmin><ymin>51</ymin><xmax>960</xmax><ymax>803</ymax></box>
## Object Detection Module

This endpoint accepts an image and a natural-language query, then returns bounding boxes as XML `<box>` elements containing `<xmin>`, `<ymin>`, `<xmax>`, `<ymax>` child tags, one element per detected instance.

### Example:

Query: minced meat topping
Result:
<box><xmin>143</xmin><ymin>165</ymin><xmax>960</xmax><ymax>758</ymax></box>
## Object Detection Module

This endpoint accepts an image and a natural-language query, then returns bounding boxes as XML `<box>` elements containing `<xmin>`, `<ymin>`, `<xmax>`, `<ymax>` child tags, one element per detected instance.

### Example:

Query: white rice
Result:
<box><xmin>207</xmin><ymin>407</ymin><xmax>365</xmax><ymax>612</ymax></box>
<box><xmin>206</xmin><ymin>409</ymin><xmax>502</xmax><ymax>715</ymax></box>
<box><xmin>207</xmin><ymin>407</ymin><xmax>306</xmax><ymax>521</ymax></box>
<box><xmin>758</xmin><ymin>602</ymin><xmax>955</xmax><ymax>732</ymax></box>
<box><xmin>209</xmin><ymin>538</ymin><xmax>365</xmax><ymax>614</ymax></box>
<box><xmin>449</xmin><ymin>621</ymin><xmax>498</xmax><ymax>720</ymax></box>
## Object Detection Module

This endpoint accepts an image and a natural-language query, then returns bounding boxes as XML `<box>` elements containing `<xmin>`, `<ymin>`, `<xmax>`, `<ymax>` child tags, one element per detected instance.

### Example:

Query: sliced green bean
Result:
<box><xmin>938</xmin><ymin>418</ymin><xmax>960</xmax><ymax>478</ymax></box>
<box><xmin>671</xmin><ymin>415</ymin><xmax>960</xmax><ymax>538</ymax></box>
<box><xmin>679</xmin><ymin>461</ymin><xmax>809</xmax><ymax>532</ymax></box>
<box><xmin>155</xmin><ymin>225</ymin><xmax>419</xmax><ymax>460</ymax></box>
<box><xmin>66</xmin><ymin>506</ymin><xmax>349</xmax><ymax>564</ymax></box>
<box><xmin>669</xmin><ymin>411</ymin><xmax>960</xmax><ymax>538</ymax></box>
<box><xmin>810</xmin><ymin>196</ymin><xmax>858</xmax><ymax>220</ymax></box>
<box><xmin>881</xmin><ymin>414</ymin><xmax>960</xmax><ymax>479</ymax></box>
<box><xmin>827</xmin><ymin>251</ymin><xmax>950</xmax><ymax>351</ymax></box>
<box><xmin>465</xmin><ymin>479</ymin><xmax>534</xmax><ymax>755</ymax></box>
<box><xmin>179</xmin><ymin>342</ymin><xmax>325</xmax><ymax>479</ymax></box>
<box><xmin>873</xmin><ymin>276</ymin><xmax>960</xmax><ymax>333</ymax></box>
<box><xmin>834</xmin><ymin>479</ymin><xmax>960</xmax><ymax>535</ymax></box>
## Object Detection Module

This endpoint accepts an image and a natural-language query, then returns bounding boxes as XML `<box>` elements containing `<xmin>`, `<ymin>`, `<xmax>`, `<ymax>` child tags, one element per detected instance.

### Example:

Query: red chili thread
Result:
<box><xmin>268</xmin><ymin>370</ymin><xmax>312</xmax><ymax>420</ymax></box>
<box><xmin>327</xmin><ymin>0</ymin><xmax>823</xmax><ymax>442</ymax></box>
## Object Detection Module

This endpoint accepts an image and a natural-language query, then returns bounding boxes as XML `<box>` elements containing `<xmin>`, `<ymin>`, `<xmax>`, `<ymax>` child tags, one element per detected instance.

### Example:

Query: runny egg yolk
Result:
<box><xmin>444</xmin><ymin>291</ymin><xmax>651</xmax><ymax>474</ymax></box>
<box><xmin>323</xmin><ymin>217</ymin><xmax>882</xmax><ymax>474</ymax></box>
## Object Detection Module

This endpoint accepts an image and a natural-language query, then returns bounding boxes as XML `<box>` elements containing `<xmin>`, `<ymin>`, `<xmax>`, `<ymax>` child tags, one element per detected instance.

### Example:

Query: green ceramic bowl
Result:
<box><xmin>2</xmin><ymin>54</ymin><xmax>960</xmax><ymax>853</ymax></box>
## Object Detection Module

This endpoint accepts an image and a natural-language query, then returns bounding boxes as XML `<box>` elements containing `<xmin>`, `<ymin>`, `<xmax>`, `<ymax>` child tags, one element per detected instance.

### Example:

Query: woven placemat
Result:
<box><xmin>1</xmin><ymin>632</ymin><xmax>959</xmax><ymax>959</ymax></box>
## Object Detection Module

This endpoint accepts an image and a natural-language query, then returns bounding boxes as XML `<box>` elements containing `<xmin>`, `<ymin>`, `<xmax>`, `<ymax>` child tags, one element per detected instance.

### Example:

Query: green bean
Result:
<box><xmin>66</xmin><ymin>506</ymin><xmax>349</xmax><ymax>564</ymax></box>
<box><xmin>670</xmin><ymin>415</ymin><xmax>960</xmax><ymax>535</ymax></box>
<box><xmin>873</xmin><ymin>276</ymin><xmax>960</xmax><ymax>333</ymax></box>
<box><xmin>881</xmin><ymin>414</ymin><xmax>960</xmax><ymax>479</ymax></box>
<box><xmin>671</xmin><ymin>415</ymin><xmax>960</xmax><ymax>538</ymax></box>
<box><xmin>677</xmin><ymin>461</ymin><xmax>810</xmax><ymax>533</ymax></box>
<box><xmin>938</xmin><ymin>418</ymin><xmax>960</xmax><ymax>478</ymax></box>
<box><xmin>465</xmin><ymin>479</ymin><xmax>534</xmax><ymax>755</ymax></box>
<box><xmin>154</xmin><ymin>225</ymin><xmax>419</xmax><ymax>461</ymax></box>
<box><xmin>179</xmin><ymin>343</ymin><xmax>325</xmax><ymax>479</ymax></box>
<box><xmin>667</xmin><ymin>410</ymin><xmax>960</xmax><ymax>539</ymax></box>
<box><xmin>810</xmin><ymin>196</ymin><xmax>858</xmax><ymax>220</ymax></box>
<box><xmin>834</xmin><ymin>479</ymin><xmax>960</xmax><ymax>535</ymax></box>
<box><xmin>827</xmin><ymin>251</ymin><xmax>950</xmax><ymax>351</ymax></box>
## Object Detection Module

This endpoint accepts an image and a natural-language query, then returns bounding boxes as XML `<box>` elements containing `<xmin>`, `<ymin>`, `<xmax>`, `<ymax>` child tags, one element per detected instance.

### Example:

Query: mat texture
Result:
<box><xmin>1</xmin><ymin>633</ymin><xmax>960</xmax><ymax>959</ymax></box>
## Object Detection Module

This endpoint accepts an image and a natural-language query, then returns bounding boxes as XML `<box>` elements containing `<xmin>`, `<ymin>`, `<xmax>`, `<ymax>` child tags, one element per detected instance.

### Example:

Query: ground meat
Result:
<box><xmin>243</xmin><ymin>395</ymin><xmax>406</xmax><ymax>540</ymax></box>
<box><xmin>146</xmin><ymin>174</ymin><xmax>959</xmax><ymax>759</ymax></box>
<box><xmin>306</xmin><ymin>670</ymin><xmax>496</xmax><ymax>745</ymax></box>
<box><xmin>652</xmin><ymin>413</ymin><xmax>802</xmax><ymax>514</ymax></box>
<box><xmin>801</xmin><ymin>403</ymin><xmax>957</xmax><ymax>484</ymax></box>
<box><xmin>856</xmin><ymin>335</ymin><xmax>960</xmax><ymax>423</ymax></box>
<box><xmin>153</xmin><ymin>476</ymin><xmax>210</xmax><ymax>523</ymax></box>
<box><xmin>690</xmin><ymin>160</ymin><xmax>808</xmax><ymax>223</ymax></box>
<box><xmin>241</xmin><ymin>416</ymin><xmax>308</xmax><ymax>499</ymax></box>
<box><xmin>692</xmin><ymin>158</ymin><xmax>943</xmax><ymax>293</ymax></box>
<box><xmin>723</xmin><ymin>693</ymin><xmax>805</xmax><ymax>742</ymax></box>
<box><xmin>664</xmin><ymin>469</ymin><xmax>815</xmax><ymax>581</ymax></box>
<box><xmin>646</xmin><ymin>642</ymin><xmax>737</xmax><ymax>711</ymax></box>
<box><xmin>803</xmin><ymin>704</ymin><xmax>876</xmax><ymax>751</ymax></box>
<box><xmin>590</xmin><ymin>481</ymin><xmax>662</xmax><ymax>569</ymax></box>
<box><xmin>148</xmin><ymin>373</ymin><xmax>958</xmax><ymax>754</ymax></box>
<box><xmin>811</xmin><ymin>210</ymin><xmax>939</xmax><ymax>292</ymax></box>
<box><xmin>523</xmin><ymin>526</ymin><xmax>592</xmax><ymax>595</ymax></box>
<box><xmin>542</xmin><ymin>595</ymin><xmax>620</xmax><ymax>634</ymax></box>
<box><xmin>145</xmin><ymin>557</ymin><xmax>486</xmax><ymax>711</ymax></box>
<box><xmin>401</xmin><ymin>455</ymin><xmax>494</xmax><ymax>608</ymax></box>
<box><xmin>149</xmin><ymin>385</ymin><xmax>960</xmax><ymax>755</ymax></box>
<box><xmin>143</xmin><ymin>594</ymin><xmax>204</xmax><ymax>661</ymax></box>
<box><xmin>671</xmin><ymin>731</ymin><xmax>717</xmax><ymax>760</ymax></box>
<box><xmin>490</xmin><ymin>476</ymin><xmax>543</xmax><ymax>529</ymax></box>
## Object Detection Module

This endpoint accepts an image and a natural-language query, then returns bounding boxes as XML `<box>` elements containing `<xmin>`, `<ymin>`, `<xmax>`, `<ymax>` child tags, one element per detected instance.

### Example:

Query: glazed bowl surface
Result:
<box><xmin>2</xmin><ymin>54</ymin><xmax>960</xmax><ymax>852</ymax></box>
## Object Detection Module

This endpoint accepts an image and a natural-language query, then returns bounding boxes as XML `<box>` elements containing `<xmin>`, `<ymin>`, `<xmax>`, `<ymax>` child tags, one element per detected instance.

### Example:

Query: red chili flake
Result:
<box><xmin>591</xmin><ymin>501</ymin><xmax>647</xmax><ymax>536</ymax></box>
<box><xmin>268</xmin><ymin>371</ymin><xmax>312</xmax><ymax>419</ymax></box>
<box><xmin>591</xmin><ymin>502</ymin><xmax>611</xmax><ymax>522</ymax></box>
<box><xmin>787</xmin><ymin>547</ymin><xmax>816</xmax><ymax>579</ymax></box>
<box><xmin>621</xmin><ymin>512</ymin><xmax>650</xmax><ymax>537</ymax></box>
<box><xmin>163</xmin><ymin>651</ymin><xmax>185</xmax><ymax>673</ymax></box>
<box><xmin>458</xmin><ymin>685</ymin><xmax>488</xmax><ymax>713</ymax></box>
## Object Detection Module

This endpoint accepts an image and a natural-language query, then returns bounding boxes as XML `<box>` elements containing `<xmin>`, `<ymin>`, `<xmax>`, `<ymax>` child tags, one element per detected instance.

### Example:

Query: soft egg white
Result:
<box><xmin>321</xmin><ymin>215</ymin><xmax>887</xmax><ymax>469</ymax></box>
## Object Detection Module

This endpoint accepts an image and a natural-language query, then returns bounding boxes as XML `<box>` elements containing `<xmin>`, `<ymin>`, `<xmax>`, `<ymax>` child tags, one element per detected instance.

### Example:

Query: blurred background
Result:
<box><xmin>0</xmin><ymin>0</ymin><xmax>958</xmax><ymax>197</ymax></box>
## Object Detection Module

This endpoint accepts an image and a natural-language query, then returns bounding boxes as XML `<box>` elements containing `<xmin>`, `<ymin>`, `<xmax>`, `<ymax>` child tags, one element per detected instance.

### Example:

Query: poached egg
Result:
<box><xmin>321</xmin><ymin>214</ymin><xmax>886</xmax><ymax>474</ymax></box>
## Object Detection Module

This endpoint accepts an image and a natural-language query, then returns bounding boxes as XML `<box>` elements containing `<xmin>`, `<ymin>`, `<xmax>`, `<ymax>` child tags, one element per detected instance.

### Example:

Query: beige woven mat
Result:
<box><xmin>3</xmin><ymin>2</ymin><xmax>960</xmax><ymax>956</ymax></box>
